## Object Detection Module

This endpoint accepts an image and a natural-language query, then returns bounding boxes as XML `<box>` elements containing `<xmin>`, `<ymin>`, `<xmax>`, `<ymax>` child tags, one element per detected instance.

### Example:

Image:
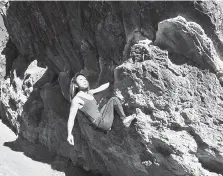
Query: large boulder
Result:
<box><xmin>155</xmin><ymin>16</ymin><xmax>223</xmax><ymax>83</ymax></box>
<box><xmin>0</xmin><ymin>60</ymin><xmax>46</xmax><ymax>137</ymax></box>
<box><xmin>1</xmin><ymin>1</ymin><xmax>223</xmax><ymax>176</ymax></box>
<box><xmin>114</xmin><ymin>39</ymin><xmax>223</xmax><ymax>176</ymax></box>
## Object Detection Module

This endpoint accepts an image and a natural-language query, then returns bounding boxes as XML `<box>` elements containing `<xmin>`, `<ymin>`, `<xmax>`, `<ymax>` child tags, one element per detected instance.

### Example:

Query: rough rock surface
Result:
<box><xmin>115</xmin><ymin>39</ymin><xmax>223</xmax><ymax>176</ymax></box>
<box><xmin>1</xmin><ymin>1</ymin><xmax>223</xmax><ymax>176</ymax></box>
<box><xmin>155</xmin><ymin>16</ymin><xmax>223</xmax><ymax>83</ymax></box>
<box><xmin>0</xmin><ymin>14</ymin><xmax>8</xmax><ymax>80</ymax></box>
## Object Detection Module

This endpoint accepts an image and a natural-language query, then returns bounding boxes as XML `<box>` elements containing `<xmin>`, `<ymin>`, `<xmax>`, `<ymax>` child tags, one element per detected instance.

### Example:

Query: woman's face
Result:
<box><xmin>76</xmin><ymin>75</ymin><xmax>89</xmax><ymax>90</ymax></box>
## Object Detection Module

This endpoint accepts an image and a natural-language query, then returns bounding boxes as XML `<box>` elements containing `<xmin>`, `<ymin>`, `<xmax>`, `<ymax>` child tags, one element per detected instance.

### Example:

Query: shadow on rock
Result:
<box><xmin>4</xmin><ymin>136</ymin><xmax>100</xmax><ymax>176</ymax></box>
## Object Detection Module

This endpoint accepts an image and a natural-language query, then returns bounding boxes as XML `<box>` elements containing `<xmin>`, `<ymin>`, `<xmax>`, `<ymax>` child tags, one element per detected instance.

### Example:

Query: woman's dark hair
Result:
<box><xmin>69</xmin><ymin>72</ymin><xmax>87</xmax><ymax>101</ymax></box>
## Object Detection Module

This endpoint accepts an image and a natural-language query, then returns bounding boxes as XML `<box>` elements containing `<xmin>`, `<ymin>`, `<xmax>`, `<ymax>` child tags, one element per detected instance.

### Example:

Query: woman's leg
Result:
<box><xmin>98</xmin><ymin>97</ymin><xmax>135</xmax><ymax>131</ymax></box>
<box><xmin>109</xmin><ymin>97</ymin><xmax>136</xmax><ymax>128</ymax></box>
<box><xmin>98</xmin><ymin>97</ymin><xmax>116</xmax><ymax>131</ymax></box>
<box><xmin>112</xmin><ymin>97</ymin><xmax>126</xmax><ymax>119</ymax></box>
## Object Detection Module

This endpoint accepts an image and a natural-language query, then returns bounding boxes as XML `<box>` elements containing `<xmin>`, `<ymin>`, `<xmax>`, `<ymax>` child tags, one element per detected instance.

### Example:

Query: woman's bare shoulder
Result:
<box><xmin>71</xmin><ymin>94</ymin><xmax>84</xmax><ymax>104</ymax></box>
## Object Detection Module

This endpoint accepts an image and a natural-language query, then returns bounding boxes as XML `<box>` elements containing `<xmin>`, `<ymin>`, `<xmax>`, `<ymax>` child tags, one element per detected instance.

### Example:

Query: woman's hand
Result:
<box><xmin>67</xmin><ymin>134</ymin><xmax>74</xmax><ymax>145</ymax></box>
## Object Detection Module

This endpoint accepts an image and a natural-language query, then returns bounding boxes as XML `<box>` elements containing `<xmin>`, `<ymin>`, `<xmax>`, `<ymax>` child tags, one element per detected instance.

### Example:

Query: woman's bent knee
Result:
<box><xmin>109</xmin><ymin>97</ymin><xmax>122</xmax><ymax>106</ymax></box>
<box><xmin>110</xmin><ymin>96</ymin><xmax>120</xmax><ymax>102</ymax></box>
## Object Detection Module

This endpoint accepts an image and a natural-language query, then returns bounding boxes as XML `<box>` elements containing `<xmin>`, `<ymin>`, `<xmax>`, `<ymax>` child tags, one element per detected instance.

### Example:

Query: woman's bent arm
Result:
<box><xmin>90</xmin><ymin>82</ymin><xmax>110</xmax><ymax>94</ymax></box>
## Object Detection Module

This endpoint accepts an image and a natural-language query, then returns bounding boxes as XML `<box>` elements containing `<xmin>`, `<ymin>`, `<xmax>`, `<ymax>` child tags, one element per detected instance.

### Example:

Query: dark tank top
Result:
<box><xmin>77</xmin><ymin>96</ymin><xmax>102</xmax><ymax>126</ymax></box>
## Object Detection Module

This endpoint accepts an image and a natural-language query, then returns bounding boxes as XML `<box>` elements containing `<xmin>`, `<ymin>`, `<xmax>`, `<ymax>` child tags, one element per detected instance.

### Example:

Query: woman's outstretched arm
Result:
<box><xmin>67</xmin><ymin>97</ymin><xmax>81</xmax><ymax>145</ymax></box>
<box><xmin>90</xmin><ymin>82</ymin><xmax>110</xmax><ymax>94</ymax></box>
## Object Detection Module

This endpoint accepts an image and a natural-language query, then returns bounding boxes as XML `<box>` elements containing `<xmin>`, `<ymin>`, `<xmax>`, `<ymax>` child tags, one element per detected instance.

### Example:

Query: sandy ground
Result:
<box><xmin>0</xmin><ymin>119</ymin><xmax>97</xmax><ymax>176</ymax></box>
<box><xmin>0</xmin><ymin>120</ymin><xmax>67</xmax><ymax>176</ymax></box>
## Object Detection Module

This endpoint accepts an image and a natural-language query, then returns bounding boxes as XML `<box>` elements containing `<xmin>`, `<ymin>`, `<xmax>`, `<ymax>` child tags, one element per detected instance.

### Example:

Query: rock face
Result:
<box><xmin>1</xmin><ymin>1</ymin><xmax>223</xmax><ymax>176</ymax></box>
<box><xmin>0</xmin><ymin>14</ymin><xmax>8</xmax><ymax>80</ymax></box>
<box><xmin>155</xmin><ymin>16</ymin><xmax>223</xmax><ymax>83</ymax></box>
<box><xmin>115</xmin><ymin>39</ymin><xmax>223</xmax><ymax>176</ymax></box>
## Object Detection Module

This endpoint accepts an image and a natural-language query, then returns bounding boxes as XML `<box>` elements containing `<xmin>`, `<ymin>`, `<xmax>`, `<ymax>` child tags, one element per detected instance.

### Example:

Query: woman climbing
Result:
<box><xmin>67</xmin><ymin>73</ymin><xmax>136</xmax><ymax>145</ymax></box>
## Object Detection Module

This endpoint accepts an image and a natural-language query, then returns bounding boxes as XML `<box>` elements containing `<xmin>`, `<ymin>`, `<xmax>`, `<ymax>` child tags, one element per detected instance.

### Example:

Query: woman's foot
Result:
<box><xmin>103</xmin><ymin>128</ymin><xmax>111</xmax><ymax>134</ymax></box>
<box><xmin>122</xmin><ymin>115</ymin><xmax>136</xmax><ymax>127</ymax></box>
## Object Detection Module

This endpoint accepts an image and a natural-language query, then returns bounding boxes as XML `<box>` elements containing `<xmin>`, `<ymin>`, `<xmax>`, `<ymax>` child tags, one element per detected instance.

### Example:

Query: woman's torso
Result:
<box><xmin>76</xmin><ymin>91</ymin><xmax>102</xmax><ymax>125</ymax></box>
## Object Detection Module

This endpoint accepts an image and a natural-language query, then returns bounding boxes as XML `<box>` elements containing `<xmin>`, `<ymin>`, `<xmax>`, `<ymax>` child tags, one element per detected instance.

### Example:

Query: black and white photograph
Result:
<box><xmin>0</xmin><ymin>0</ymin><xmax>223</xmax><ymax>176</ymax></box>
